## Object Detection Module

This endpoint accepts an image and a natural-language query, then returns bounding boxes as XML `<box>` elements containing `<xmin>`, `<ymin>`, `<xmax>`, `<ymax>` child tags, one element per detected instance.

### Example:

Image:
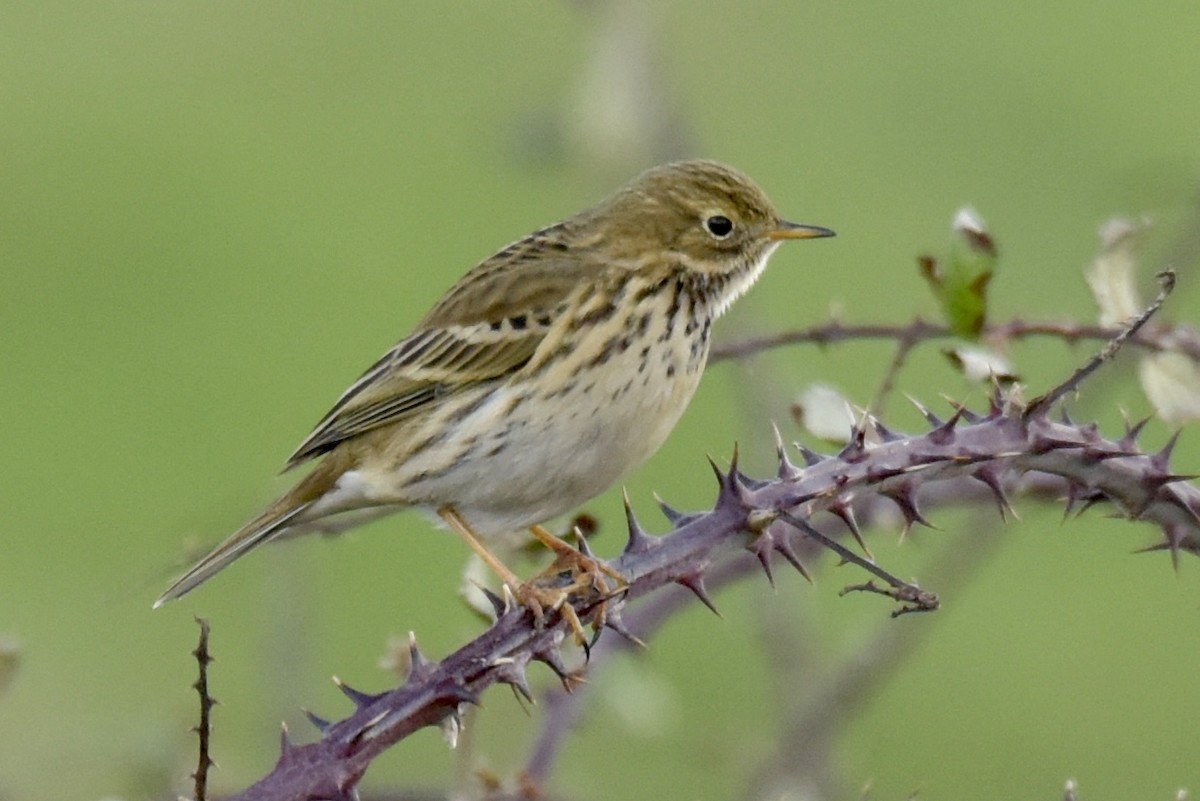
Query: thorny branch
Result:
<box><xmin>202</xmin><ymin>280</ymin><xmax>1200</xmax><ymax>801</ymax></box>
<box><xmin>224</xmin><ymin>403</ymin><xmax>1200</xmax><ymax>799</ymax></box>
<box><xmin>192</xmin><ymin>617</ymin><xmax>215</xmax><ymax>801</ymax></box>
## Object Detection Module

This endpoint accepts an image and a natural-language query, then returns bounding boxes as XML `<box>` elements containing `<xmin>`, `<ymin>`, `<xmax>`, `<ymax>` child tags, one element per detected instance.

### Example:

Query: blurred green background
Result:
<box><xmin>3</xmin><ymin>2</ymin><xmax>1200</xmax><ymax>799</ymax></box>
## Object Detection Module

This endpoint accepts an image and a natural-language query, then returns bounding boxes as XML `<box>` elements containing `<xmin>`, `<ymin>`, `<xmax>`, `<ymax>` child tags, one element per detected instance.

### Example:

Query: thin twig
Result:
<box><xmin>710</xmin><ymin>315</ymin><xmax>1200</xmax><ymax>363</ymax></box>
<box><xmin>775</xmin><ymin>510</ymin><xmax>939</xmax><ymax>615</ymax></box>
<box><xmin>869</xmin><ymin>336</ymin><xmax>918</xmax><ymax>418</ymax></box>
<box><xmin>1026</xmin><ymin>271</ymin><xmax>1176</xmax><ymax>418</ymax></box>
<box><xmin>192</xmin><ymin>617</ymin><xmax>215</xmax><ymax>801</ymax></box>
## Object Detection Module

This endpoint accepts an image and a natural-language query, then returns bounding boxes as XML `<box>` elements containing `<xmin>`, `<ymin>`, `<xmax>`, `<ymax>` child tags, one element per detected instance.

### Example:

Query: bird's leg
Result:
<box><xmin>438</xmin><ymin>506</ymin><xmax>586</xmax><ymax>643</ymax></box>
<box><xmin>438</xmin><ymin>506</ymin><xmax>525</xmax><ymax>590</ymax></box>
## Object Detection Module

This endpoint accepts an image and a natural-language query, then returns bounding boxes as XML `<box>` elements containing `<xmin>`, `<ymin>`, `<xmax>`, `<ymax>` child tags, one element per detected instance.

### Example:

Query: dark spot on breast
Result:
<box><xmin>509</xmin><ymin>314</ymin><xmax>527</xmax><ymax>330</ymax></box>
<box><xmin>536</xmin><ymin>313</ymin><xmax>553</xmax><ymax>327</ymax></box>
<box><xmin>656</xmin><ymin>281</ymin><xmax>684</xmax><ymax>343</ymax></box>
<box><xmin>576</xmin><ymin>332</ymin><xmax>633</xmax><ymax>374</ymax></box>
<box><xmin>666</xmin><ymin>364</ymin><xmax>676</xmax><ymax>378</ymax></box>
<box><xmin>490</xmin><ymin>320</ymin><xmax>503</xmax><ymax>332</ymax></box>
<box><xmin>635</xmin><ymin>276</ymin><xmax>670</xmax><ymax>302</ymax></box>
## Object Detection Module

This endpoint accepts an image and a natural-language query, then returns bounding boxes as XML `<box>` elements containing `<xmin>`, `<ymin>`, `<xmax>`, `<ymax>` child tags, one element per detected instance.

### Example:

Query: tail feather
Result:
<box><xmin>154</xmin><ymin>502</ymin><xmax>312</xmax><ymax>607</ymax></box>
<box><xmin>155</xmin><ymin>455</ymin><xmax>351</xmax><ymax>607</ymax></box>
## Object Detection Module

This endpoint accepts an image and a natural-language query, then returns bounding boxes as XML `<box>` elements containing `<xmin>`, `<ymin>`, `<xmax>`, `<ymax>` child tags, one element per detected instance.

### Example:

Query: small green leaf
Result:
<box><xmin>920</xmin><ymin>207</ymin><xmax>998</xmax><ymax>339</ymax></box>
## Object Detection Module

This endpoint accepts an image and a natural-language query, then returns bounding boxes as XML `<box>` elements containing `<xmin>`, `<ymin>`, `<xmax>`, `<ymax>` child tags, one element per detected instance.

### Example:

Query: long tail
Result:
<box><xmin>154</xmin><ymin>458</ymin><xmax>347</xmax><ymax>607</ymax></box>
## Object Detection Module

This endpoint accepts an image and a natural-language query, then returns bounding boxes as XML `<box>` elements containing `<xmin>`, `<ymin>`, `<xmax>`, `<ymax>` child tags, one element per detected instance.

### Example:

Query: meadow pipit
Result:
<box><xmin>156</xmin><ymin>160</ymin><xmax>834</xmax><ymax>616</ymax></box>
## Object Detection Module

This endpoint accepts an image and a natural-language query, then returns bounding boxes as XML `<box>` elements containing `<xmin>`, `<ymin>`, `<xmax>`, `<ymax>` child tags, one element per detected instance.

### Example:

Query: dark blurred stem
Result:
<box><xmin>711</xmin><ymin>316</ymin><xmax>1200</xmax><ymax>364</ymax></box>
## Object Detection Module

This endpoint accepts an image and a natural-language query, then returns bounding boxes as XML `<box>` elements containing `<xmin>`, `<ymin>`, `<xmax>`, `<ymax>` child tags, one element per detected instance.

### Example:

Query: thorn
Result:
<box><xmin>493</xmin><ymin>656</ymin><xmax>534</xmax><ymax>703</ymax></box>
<box><xmin>871</xmin><ymin>417</ymin><xmax>903</xmax><ymax>442</ymax></box>
<box><xmin>711</xmin><ymin>451</ymin><xmax>749</xmax><ymax>510</ymax></box>
<box><xmin>1059</xmin><ymin>407</ymin><xmax>1074</xmax><ymax>426</ymax></box>
<box><xmin>621</xmin><ymin>488</ymin><xmax>656</xmax><ymax>553</ymax></box>
<box><xmin>676</xmin><ymin>573</ymin><xmax>722</xmax><ymax>617</ymax></box>
<box><xmin>706</xmin><ymin>453</ymin><xmax>725</xmax><ymax>485</ymax></box>
<box><xmin>279</xmin><ymin>722</ymin><xmax>293</xmax><ymax>756</ymax></box>
<box><xmin>852</xmin><ymin>421</ymin><xmax>867</xmax><ymax>453</ymax></box>
<box><xmin>731</xmin><ymin>452</ymin><xmax>767</xmax><ymax>492</ymax></box>
<box><xmin>533</xmin><ymin>643</ymin><xmax>576</xmax><ymax>691</ymax></box>
<box><xmin>797</xmin><ymin>444</ymin><xmax>825</xmax><ymax>467</ymax></box>
<box><xmin>773</xmin><ymin>423</ymin><xmax>801</xmax><ymax>479</ymax></box>
<box><xmin>748</xmin><ymin>540</ymin><xmax>775</xmax><ymax>587</ymax></box>
<box><xmin>304</xmin><ymin>709</ymin><xmax>332</xmax><ymax>733</ymax></box>
<box><xmin>654</xmin><ymin>492</ymin><xmax>687</xmax><ymax>526</ymax></box>
<box><xmin>990</xmin><ymin>384</ymin><xmax>1005</xmax><ymax>415</ymax></box>
<box><xmin>829</xmin><ymin>502</ymin><xmax>873</xmax><ymax>559</ymax></box>
<box><xmin>973</xmin><ymin>465</ymin><xmax>1018</xmax><ymax>520</ymax></box>
<box><xmin>928</xmin><ymin>406</ymin><xmax>964</xmax><ymax>446</ymax></box>
<box><xmin>837</xmin><ymin>429</ymin><xmax>867</xmax><ymax>462</ymax></box>
<box><xmin>1075</xmin><ymin>494</ymin><xmax>1107</xmax><ymax>517</ymax></box>
<box><xmin>1152</xmin><ymin>430</ymin><xmax>1183</xmax><ymax>472</ymax></box>
<box><xmin>1062</xmin><ymin>482</ymin><xmax>1106</xmax><ymax>519</ymax></box>
<box><xmin>774</xmin><ymin>536</ymin><xmax>814</xmax><ymax>584</ymax></box>
<box><xmin>407</xmin><ymin>631</ymin><xmax>432</xmax><ymax>682</ymax></box>
<box><xmin>882</xmin><ymin>482</ymin><xmax>936</xmax><ymax>535</ymax></box>
<box><xmin>575</xmin><ymin>527</ymin><xmax>596</xmax><ymax>558</ymax></box>
<box><xmin>477</xmin><ymin>585</ymin><xmax>508</xmax><ymax>618</ymax></box>
<box><xmin>1146</xmin><ymin>472</ymin><xmax>1200</xmax><ymax>488</ymax></box>
<box><xmin>603</xmin><ymin>609</ymin><xmax>647</xmax><ymax>648</ymax></box>
<box><xmin>948</xmin><ymin>398</ymin><xmax>982</xmax><ymax>424</ymax></box>
<box><xmin>333</xmin><ymin>676</ymin><xmax>383</xmax><ymax>709</ymax></box>
<box><xmin>734</xmin><ymin>469</ymin><xmax>769</xmax><ymax>490</ymax></box>
<box><xmin>905</xmin><ymin>393</ymin><xmax>943</xmax><ymax>427</ymax></box>
<box><xmin>1119</xmin><ymin>416</ymin><xmax>1151</xmax><ymax>450</ymax></box>
<box><xmin>1134</xmin><ymin>523</ymin><xmax>1185</xmax><ymax>572</ymax></box>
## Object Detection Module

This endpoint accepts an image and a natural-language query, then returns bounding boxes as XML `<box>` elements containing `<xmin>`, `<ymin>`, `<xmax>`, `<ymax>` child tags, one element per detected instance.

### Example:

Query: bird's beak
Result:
<box><xmin>768</xmin><ymin>221</ymin><xmax>836</xmax><ymax>240</ymax></box>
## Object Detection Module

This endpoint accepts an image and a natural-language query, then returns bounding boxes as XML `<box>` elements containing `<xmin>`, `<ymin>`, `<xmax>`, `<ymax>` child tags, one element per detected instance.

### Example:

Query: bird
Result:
<box><xmin>155</xmin><ymin>159</ymin><xmax>834</xmax><ymax>613</ymax></box>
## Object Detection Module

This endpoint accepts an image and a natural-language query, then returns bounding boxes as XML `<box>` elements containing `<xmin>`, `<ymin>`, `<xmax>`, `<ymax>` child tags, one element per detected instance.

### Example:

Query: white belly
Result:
<box><xmin>448</xmin><ymin>361</ymin><xmax>697</xmax><ymax>533</ymax></box>
<box><xmin>389</xmin><ymin>326</ymin><xmax>707</xmax><ymax>536</ymax></box>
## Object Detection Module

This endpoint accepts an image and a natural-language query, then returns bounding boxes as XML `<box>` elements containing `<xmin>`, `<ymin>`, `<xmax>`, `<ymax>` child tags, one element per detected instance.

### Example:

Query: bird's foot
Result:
<box><xmin>524</xmin><ymin>524</ymin><xmax>628</xmax><ymax>645</ymax></box>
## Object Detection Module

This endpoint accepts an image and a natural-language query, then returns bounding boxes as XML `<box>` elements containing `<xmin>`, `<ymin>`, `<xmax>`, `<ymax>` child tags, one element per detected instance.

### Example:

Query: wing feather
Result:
<box><xmin>285</xmin><ymin>221</ymin><xmax>606</xmax><ymax>468</ymax></box>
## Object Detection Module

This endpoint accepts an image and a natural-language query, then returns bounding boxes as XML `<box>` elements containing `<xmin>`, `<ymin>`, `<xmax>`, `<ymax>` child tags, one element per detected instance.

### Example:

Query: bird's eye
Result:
<box><xmin>704</xmin><ymin>215</ymin><xmax>734</xmax><ymax>239</ymax></box>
